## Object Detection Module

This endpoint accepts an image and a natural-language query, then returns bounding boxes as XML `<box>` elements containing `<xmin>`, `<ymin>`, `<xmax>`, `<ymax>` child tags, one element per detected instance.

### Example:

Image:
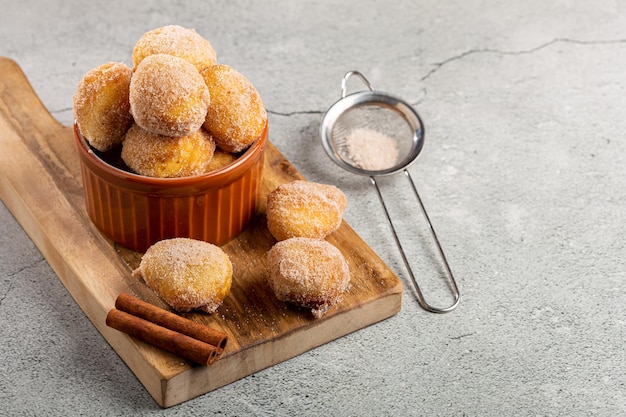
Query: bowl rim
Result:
<box><xmin>73</xmin><ymin>121</ymin><xmax>268</xmax><ymax>188</ymax></box>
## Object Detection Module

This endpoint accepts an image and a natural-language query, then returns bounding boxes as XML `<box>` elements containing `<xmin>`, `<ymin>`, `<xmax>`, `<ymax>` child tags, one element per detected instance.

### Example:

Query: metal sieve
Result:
<box><xmin>320</xmin><ymin>71</ymin><xmax>460</xmax><ymax>313</ymax></box>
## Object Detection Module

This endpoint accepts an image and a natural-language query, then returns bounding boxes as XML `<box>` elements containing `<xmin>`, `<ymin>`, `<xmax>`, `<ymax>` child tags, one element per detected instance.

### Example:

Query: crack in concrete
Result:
<box><xmin>52</xmin><ymin>106</ymin><xmax>72</xmax><ymax>115</ymax></box>
<box><xmin>0</xmin><ymin>258</ymin><xmax>46</xmax><ymax>308</ymax></box>
<box><xmin>267</xmin><ymin>109</ymin><xmax>323</xmax><ymax>117</ymax></box>
<box><xmin>0</xmin><ymin>279</ymin><xmax>13</xmax><ymax>308</ymax></box>
<box><xmin>451</xmin><ymin>332</ymin><xmax>476</xmax><ymax>340</ymax></box>
<box><xmin>420</xmin><ymin>37</ymin><xmax>626</xmax><ymax>82</ymax></box>
<box><xmin>267</xmin><ymin>38</ymin><xmax>626</xmax><ymax>116</ymax></box>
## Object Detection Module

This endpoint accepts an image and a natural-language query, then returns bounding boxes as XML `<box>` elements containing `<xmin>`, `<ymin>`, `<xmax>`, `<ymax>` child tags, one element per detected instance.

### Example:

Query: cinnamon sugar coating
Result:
<box><xmin>201</xmin><ymin>64</ymin><xmax>267</xmax><ymax>153</ymax></box>
<box><xmin>133</xmin><ymin>238</ymin><xmax>232</xmax><ymax>313</ymax></box>
<box><xmin>266</xmin><ymin>180</ymin><xmax>347</xmax><ymax>241</ymax></box>
<box><xmin>132</xmin><ymin>25</ymin><xmax>217</xmax><ymax>73</ymax></box>
<box><xmin>129</xmin><ymin>54</ymin><xmax>210</xmax><ymax>137</ymax></box>
<box><xmin>205</xmin><ymin>149</ymin><xmax>237</xmax><ymax>172</ymax></box>
<box><xmin>73</xmin><ymin>62</ymin><xmax>134</xmax><ymax>151</ymax></box>
<box><xmin>266</xmin><ymin>237</ymin><xmax>351</xmax><ymax>318</ymax></box>
<box><xmin>121</xmin><ymin>124</ymin><xmax>216</xmax><ymax>178</ymax></box>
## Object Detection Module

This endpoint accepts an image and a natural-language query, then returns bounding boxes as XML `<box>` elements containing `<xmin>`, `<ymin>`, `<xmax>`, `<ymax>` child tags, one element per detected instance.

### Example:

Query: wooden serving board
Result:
<box><xmin>0</xmin><ymin>57</ymin><xmax>403</xmax><ymax>407</ymax></box>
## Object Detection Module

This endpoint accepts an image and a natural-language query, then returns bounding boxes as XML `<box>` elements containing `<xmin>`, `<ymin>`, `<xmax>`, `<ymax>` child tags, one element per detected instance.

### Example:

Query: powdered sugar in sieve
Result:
<box><xmin>344</xmin><ymin>128</ymin><xmax>399</xmax><ymax>171</ymax></box>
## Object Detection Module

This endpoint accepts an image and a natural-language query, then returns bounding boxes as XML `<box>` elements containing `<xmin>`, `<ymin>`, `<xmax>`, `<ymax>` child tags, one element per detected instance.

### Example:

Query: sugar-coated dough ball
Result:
<box><xmin>205</xmin><ymin>149</ymin><xmax>237</xmax><ymax>173</ymax></box>
<box><xmin>266</xmin><ymin>237</ymin><xmax>351</xmax><ymax>318</ymax></box>
<box><xmin>201</xmin><ymin>64</ymin><xmax>267</xmax><ymax>153</ymax></box>
<box><xmin>73</xmin><ymin>62</ymin><xmax>134</xmax><ymax>151</ymax></box>
<box><xmin>132</xmin><ymin>25</ymin><xmax>217</xmax><ymax>73</ymax></box>
<box><xmin>133</xmin><ymin>238</ymin><xmax>232</xmax><ymax>313</ymax></box>
<box><xmin>266</xmin><ymin>180</ymin><xmax>347</xmax><ymax>241</ymax></box>
<box><xmin>130</xmin><ymin>53</ymin><xmax>210</xmax><ymax>137</ymax></box>
<box><xmin>121</xmin><ymin>124</ymin><xmax>216</xmax><ymax>178</ymax></box>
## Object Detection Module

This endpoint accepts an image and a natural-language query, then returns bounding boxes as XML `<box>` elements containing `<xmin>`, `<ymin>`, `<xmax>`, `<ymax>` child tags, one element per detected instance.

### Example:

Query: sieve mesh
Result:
<box><xmin>330</xmin><ymin>103</ymin><xmax>415</xmax><ymax>172</ymax></box>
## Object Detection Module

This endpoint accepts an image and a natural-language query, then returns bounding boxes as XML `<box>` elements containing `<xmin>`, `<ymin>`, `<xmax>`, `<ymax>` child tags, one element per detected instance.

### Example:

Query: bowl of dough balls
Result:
<box><xmin>73</xmin><ymin>25</ymin><xmax>268</xmax><ymax>253</ymax></box>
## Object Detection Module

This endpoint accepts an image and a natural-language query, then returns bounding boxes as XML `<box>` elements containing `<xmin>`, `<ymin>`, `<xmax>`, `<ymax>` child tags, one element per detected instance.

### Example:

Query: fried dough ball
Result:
<box><xmin>132</xmin><ymin>25</ymin><xmax>217</xmax><ymax>73</ymax></box>
<box><xmin>201</xmin><ymin>64</ymin><xmax>267</xmax><ymax>153</ymax></box>
<box><xmin>132</xmin><ymin>238</ymin><xmax>233</xmax><ymax>313</ymax></box>
<box><xmin>130</xmin><ymin>53</ymin><xmax>210</xmax><ymax>137</ymax></box>
<box><xmin>73</xmin><ymin>62</ymin><xmax>134</xmax><ymax>152</ymax></box>
<box><xmin>205</xmin><ymin>149</ymin><xmax>237</xmax><ymax>173</ymax></box>
<box><xmin>267</xmin><ymin>237</ymin><xmax>351</xmax><ymax>318</ymax></box>
<box><xmin>121</xmin><ymin>124</ymin><xmax>216</xmax><ymax>178</ymax></box>
<box><xmin>266</xmin><ymin>180</ymin><xmax>347</xmax><ymax>241</ymax></box>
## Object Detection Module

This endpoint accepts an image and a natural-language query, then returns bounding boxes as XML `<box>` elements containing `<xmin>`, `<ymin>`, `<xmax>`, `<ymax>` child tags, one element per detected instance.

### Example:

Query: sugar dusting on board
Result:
<box><xmin>344</xmin><ymin>127</ymin><xmax>399</xmax><ymax>171</ymax></box>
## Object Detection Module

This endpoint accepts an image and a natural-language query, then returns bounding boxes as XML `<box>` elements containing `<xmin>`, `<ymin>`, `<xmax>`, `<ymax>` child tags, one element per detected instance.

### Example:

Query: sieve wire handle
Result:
<box><xmin>341</xmin><ymin>71</ymin><xmax>373</xmax><ymax>98</ymax></box>
<box><xmin>370</xmin><ymin>171</ymin><xmax>461</xmax><ymax>313</ymax></box>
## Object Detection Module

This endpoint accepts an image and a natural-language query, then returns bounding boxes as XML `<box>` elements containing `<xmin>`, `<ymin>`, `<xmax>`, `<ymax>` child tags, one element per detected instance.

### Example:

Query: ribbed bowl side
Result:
<box><xmin>79</xmin><ymin>161</ymin><xmax>267</xmax><ymax>253</ymax></box>
<box><xmin>75</xmin><ymin>122</ymin><xmax>267</xmax><ymax>253</ymax></box>
<box><xmin>206</xmin><ymin>157</ymin><xmax>264</xmax><ymax>245</ymax></box>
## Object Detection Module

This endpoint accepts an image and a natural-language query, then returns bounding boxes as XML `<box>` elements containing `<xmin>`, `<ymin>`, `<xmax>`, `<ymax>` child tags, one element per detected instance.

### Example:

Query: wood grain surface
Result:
<box><xmin>0</xmin><ymin>57</ymin><xmax>403</xmax><ymax>407</ymax></box>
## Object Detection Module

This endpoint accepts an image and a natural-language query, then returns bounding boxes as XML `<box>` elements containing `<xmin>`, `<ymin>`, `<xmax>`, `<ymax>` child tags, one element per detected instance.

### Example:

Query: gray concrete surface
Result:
<box><xmin>1</xmin><ymin>0</ymin><xmax>625</xmax><ymax>415</ymax></box>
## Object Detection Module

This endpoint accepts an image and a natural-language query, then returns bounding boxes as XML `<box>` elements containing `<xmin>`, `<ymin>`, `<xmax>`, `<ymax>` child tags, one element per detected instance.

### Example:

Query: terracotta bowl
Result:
<box><xmin>74</xmin><ymin>122</ymin><xmax>268</xmax><ymax>253</ymax></box>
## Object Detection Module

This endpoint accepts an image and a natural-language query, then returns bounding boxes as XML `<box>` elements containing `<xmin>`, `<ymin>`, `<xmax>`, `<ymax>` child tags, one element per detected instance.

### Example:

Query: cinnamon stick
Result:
<box><xmin>115</xmin><ymin>293</ymin><xmax>227</xmax><ymax>352</ymax></box>
<box><xmin>106</xmin><ymin>308</ymin><xmax>219</xmax><ymax>366</ymax></box>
